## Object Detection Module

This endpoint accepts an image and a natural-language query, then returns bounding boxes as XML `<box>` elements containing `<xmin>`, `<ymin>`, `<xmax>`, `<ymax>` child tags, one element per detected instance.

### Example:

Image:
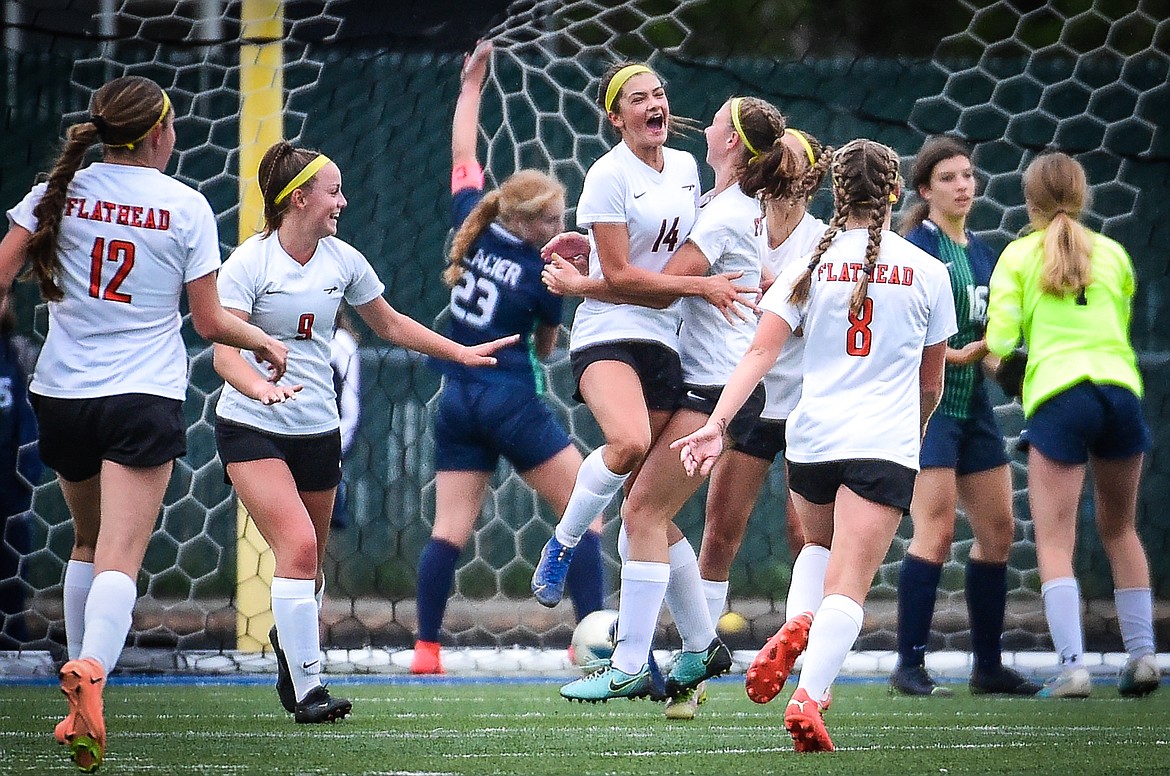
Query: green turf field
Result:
<box><xmin>2</xmin><ymin>678</ymin><xmax>1167</xmax><ymax>775</ymax></box>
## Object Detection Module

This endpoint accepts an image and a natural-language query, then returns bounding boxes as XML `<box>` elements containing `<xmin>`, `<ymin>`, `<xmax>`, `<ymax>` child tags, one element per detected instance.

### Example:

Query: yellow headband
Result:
<box><xmin>110</xmin><ymin>90</ymin><xmax>171</xmax><ymax>151</ymax></box>
<box><xmin>604</xmin><ymin>64</ymin><xmax>654</xmax><ymax>113</ymax></box>
<box><xmin>785</xmin><ymin>128</ymin><xmax>816</xmax><ymax>166</ymax></box>
<box><xmin>274</xmin><ymin>154</ymin><xmax>332</xmax><ymax>205</ymax></box>
<box><xmin>730</xmin><ymin>98</ymin><xmax>759</xmax><ymax>158</ymax></box>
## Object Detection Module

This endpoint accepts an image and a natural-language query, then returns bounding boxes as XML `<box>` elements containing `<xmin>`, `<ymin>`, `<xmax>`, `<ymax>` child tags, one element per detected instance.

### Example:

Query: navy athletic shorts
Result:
<box><xmin>433</xmin><ymin>378</ymin><xmax>572</xmax><ymax>473</ymax></box>
<box><xmin>1023</xmin><ymin>381</ymin><xmax>1150</xmax><ymax>464</ymax></box>
<box><xmin>919</xmin><ymin>401</ymin><xmax>1009</xmax><ymax>475</ymax></box>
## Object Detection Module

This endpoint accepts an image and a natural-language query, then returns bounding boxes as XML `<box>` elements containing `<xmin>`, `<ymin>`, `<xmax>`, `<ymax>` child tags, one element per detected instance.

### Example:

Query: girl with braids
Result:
<box><xmin>673</xmin><ymin>139</ymin><xmax>956</xmax><ymax>752</ymax></box>
<box><xmin>986</xmin><ymin>152</ymin><xmax>1158</xmax><ymax>699</ymax></box>
<box><xmin>889</xmin><ymin>136</ymin><xmax>1039</xmax><ymax>698</ymax></box>
<box><xmin>214</xmin><ymin>139</ymin><xmax>513</xmax><ymax>723</ymax></box>
<box><xmin>410</xmin><ymin>41</ymin><xmax>605</xmax><ymax>676</ymax></box>
<box><xmin>0</xmin><ymin>75</ymin><xmax>287</xmax><ymax>770</ymax></box>
<box><xmin>547</xmin><ymin>96</ymin><xmax>782</xmax><ymax>709</ymax></box>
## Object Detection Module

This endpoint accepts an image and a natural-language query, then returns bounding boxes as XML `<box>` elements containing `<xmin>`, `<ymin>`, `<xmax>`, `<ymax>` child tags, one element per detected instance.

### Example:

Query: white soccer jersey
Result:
<box><xmin>678</xmin><ymin>184</ymin><xmax>762</xmax><ymax>385</ymax></box>
<box><xmin>758</xmin><ymin>212</ymin><xmax>826</xmax><ymax>420</ymax></box>
<box><xmin>760</xmin><ymin>229</ymin><xmax>957</xmax><ymax>469</ymax></box>
<box><xmin>6</xmin><ymin>163</ymin><xmax>222</xmax><ymax>400</ymax></box>
<box><xmin>569</xmin><ymin>141</ymin><xmax>700</xmax><ymax>352</ymax></box>
<box><xmin>214</xmin><ymin>233</ymin><xmax>384</xmax><ymax>436</ymax></box>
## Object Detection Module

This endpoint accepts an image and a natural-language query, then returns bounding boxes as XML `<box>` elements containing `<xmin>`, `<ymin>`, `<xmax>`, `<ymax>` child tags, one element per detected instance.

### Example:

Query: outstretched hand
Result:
<box><xmin>256</xmin><ymin>382</ymin><xmax>303</xmax><ymax>406</ymax></box>
<box><xmin>542</xmin><ymin>253</ymin><xmax>587</xmax><ymax>297</ymax></box>
<box><xmin>460</xmin><ymin>334</ymin><xmax>520</xmax><ymax>367</ymax></box>
<box><xmin>701</xmin><ymin>271</ymin><xmax>761</xmax><ymax>324</ymax></box>
<box><xmin>541</xmin><ymin>231</ymin><xmax>590</xmax><ymax>264</ymax></box>
<box><xmin>669</xmin><ymin>422</ymin><xmax>725</xmax><ymax>477</ymax></box>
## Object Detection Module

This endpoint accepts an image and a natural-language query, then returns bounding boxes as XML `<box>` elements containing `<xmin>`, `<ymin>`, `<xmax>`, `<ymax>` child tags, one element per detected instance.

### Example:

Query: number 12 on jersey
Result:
<box><xmin>89</xmin><ymin>237</ymin><xmax>135</xmax><ymax>303</ymax></box>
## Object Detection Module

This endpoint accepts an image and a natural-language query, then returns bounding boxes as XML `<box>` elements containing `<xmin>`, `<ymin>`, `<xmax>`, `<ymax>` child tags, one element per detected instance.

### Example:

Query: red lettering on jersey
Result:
<box><xmin>875</xmin><ymin>264</ymin><xmax>889</xmax><ymax>284</ymax></box>
<box><xmin>157</xmin><ymin>210</ymin><xmax>170</xmax><ymax>231</ymax></box>
<box><xmin>143</xmin><ymin>209</ymin><xmax>156</xmax><ymax>229</ymax></box>
<box><xmin>65</xmin><ymin>198</ymin><xmax>81</xmax><ymax>217</ymax></box>
<box><xmin>902</xmin><ymin>266</ymin><xmax>914</xmax><ymax>285</ymax></box>
<box><xmin>849</xmin><ymin>263</ymin><xmax>863</xmax><ymax>282</ymax></box>
<box><xmin>88</xmin><ymin>200</ymin><xmax>104</xmax><ymax>221</ymax></box>
<box><xmin>130</xmin><ymin>206</ymin><xmax>143</xmax><ymax>228</ymax></box>
<box><xmin>823</xmin><ymin>262</ymin><xmax>838</xmax><ymax>282</ymax></box>
<box><xmin>888</xmin><ymin>265</ymin><xmax>900</xmax><ymax>285</ymax></box>
<box><xmin>102</xmin><ymin>202</ymin><xmax>117</xmax><ymax>222</ymax></box>
<box><xmin>116</xmin><ymin>205</ymin><xmax>131</xmax><ymax>225</ymax></box>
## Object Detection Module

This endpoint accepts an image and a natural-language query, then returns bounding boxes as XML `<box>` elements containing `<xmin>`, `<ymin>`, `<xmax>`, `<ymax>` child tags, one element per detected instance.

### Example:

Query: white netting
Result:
<box><xmin>2</xmin><ymin>0</ymin><xmax>1167</xmax><ymax>670</ymax></box>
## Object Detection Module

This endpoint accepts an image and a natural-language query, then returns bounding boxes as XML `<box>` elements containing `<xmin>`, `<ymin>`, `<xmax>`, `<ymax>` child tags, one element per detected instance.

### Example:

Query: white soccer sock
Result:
<box><xmin>78</xmin><ymin>570</ymin><xmax>137</xmax><ymax>675</ymax></box>
<box><xmin>1041</xmin><ymin>577</ymin><xmax>1084</xmax><ymax>667</ymax></box>
<box><xmin>786</xmin><ymin>544</ymin><xmax>829</xmax><ymax>619</ymax></box>
<box><xmin>554</xmin><ymin>447</ymin><xmax>628</xmax><ymax>547</ymax></box>
<box><xmin>795</xmin><ymin>593</ymin><xmax>864</xmax><ymax>703</ymax></box>
<box><xmin>617</xmin><ymin>520</ymin><xmax>630</xmax><ymax>563</ymax></box>
<box><xmin>610</xmin><ymin>561</ymin><xmax>669</xmax><ymax>675</ymax></box>
<box><xmin>315</xmin><ymin>573</ymin><xmax>325</xmax><ymax>613</ymax></box>
<box><xmin>1114</xmin><ymin>587</ymin><xmax>1156</xmax><ymax>659</ymax></box>
<box><xmin>663</xmin><ymin>539</ymin><xmax>716</xmax><ymax>652</ymax></box>
<box><xmin>271</xmin><ymin>577</ymin><xmax>322</xmax><ymax>703</ymax></box>
<box><xmin>702</xmin><ymin>578</ymin><xmax>730</xmax><ymax>629</ymax></box>
<box><xmin>63</xmin><ymin>560</ymin><xmax>95</xmax><ymax>661</ymax></box>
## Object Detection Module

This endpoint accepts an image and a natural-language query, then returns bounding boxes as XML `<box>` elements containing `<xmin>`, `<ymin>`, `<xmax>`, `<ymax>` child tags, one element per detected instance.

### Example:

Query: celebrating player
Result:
<box><xmin>0</xmin><ymin>75</ymin><xmax>288</xmax><ymax>771</ymax></box>
<box><xmin>213</xmin><ymin>141</ymin><xmax>515</xmax><ymax>722</ymax></box>
<box><xmin>986</xmin><ymin>151</ymin><xmax>1158</xmax><ymax>699</ymax></box>
<box><xmin>673</xmin><ymin>139</ymin><xmax>956</xmax><ymax>752</ymax></box>
<box><xmin>889</xmin><ymin>136</ymin><xmax>1039</xmax><ymax>698</ymax></box>
<box><xmin>409</xmin><ymin>41</ymin><xmax>605</xmax><ymax>676</ymax></box>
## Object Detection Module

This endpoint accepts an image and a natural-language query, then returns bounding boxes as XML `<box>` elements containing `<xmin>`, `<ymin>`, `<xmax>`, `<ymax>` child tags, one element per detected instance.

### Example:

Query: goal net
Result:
<box><xmin>2</xmin><ymin>0</ymin><xmax>1167</xmax><ymax>673</ymax></box>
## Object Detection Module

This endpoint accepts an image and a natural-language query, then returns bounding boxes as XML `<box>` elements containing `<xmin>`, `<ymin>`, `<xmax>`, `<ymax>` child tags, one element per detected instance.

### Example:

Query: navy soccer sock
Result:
<box><xmin>966</xmin><ymin>559</ymin><xmax>1008</xmax><ymax>670</ymax></box>
<box><xmin>566</xmin><ymin>530</ymin><xmax>604</xmax><ymax>622</ymax></box>
<box><xmin>897</xmin><ymin>554</ymin><xmax>943</xmax><ymax>668</ymax></box>
<box><xmin>416</xmin><ymin>538</ymin><xmax>462</xmax><ymax>643</ymax></box>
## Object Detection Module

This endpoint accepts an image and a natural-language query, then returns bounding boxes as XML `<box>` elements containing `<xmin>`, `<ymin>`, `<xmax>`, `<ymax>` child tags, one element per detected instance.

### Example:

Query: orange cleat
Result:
<box><xmin>410</xmin><ymin>640</ymin><xmax>444</xmax><ymax>675</ymax></box>
<box><xmin>784</xmin><ymin>687</ymin><xmax>835</xmax><ymax>753</ymax></box>
<box><xmin>745</xmin><ymin>611</ymin><xmax>812</xmax><ymax>704</ymax></box>
<box><xmin>57</xmin><ymin>657</ymin><xmax>107</xmax><ymax>772</ymax></box>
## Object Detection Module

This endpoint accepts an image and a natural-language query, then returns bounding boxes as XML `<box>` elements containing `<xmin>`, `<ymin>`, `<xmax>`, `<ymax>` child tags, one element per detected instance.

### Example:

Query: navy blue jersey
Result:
<box><xmin>437</xmin><ymin>187</ymin><xmax>563</xmax><ymax>388</ymax></box>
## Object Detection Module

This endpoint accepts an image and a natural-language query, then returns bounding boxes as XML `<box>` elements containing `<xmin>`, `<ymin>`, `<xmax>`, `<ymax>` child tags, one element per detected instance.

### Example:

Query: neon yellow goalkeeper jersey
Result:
<box><xmin>985</xmin><ymin>227</ymin><xmax>1142</xmax><ymax>417</ymax></box>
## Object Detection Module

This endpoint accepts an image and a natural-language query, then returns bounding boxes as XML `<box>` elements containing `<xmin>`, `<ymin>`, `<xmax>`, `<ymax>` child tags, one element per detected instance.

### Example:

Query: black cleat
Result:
<box><xmin>889</xmin><ymin>664</ymin><xmax>953</xmax><ymax>697</ymax></box>
<box><xmin>969</xmin><ymin>664</ymin><xmax>1041</xmax><ymax>696</ymax></box>
<box><xmin>294</xmin><ymin>685</ymin><xmax>352</xmax><ymax>724</ymax></box>
<box><xmin>269</xmin><ymin>625</ymin><xmax>296</xmax><ymax>713</ymax></box>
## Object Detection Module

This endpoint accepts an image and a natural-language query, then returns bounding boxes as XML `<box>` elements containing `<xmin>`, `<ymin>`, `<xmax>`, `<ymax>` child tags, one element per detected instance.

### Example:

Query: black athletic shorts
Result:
<box><xmin>677</xmin><ymin>383</ymin><xmax>766</xmax><ymax>453</ymax></box>
<box><xmin>786</xmin><ymin>458</ymin><xmax>917</xmax><ymax>513</ymax></box>
<box><xmin>216</xmin><ymin>419</ymin><xmax>342</xmax><ymax>492</ymax></box>
<box><xmin>31</xmin><ymin>392</ymin><xmax>185</xmax><ymax>483</ymax></box>
<box><xmin>569</xmin><ymin>340</ymin><xmax>683</xmax><ymax>411</ymax></box>
<box><xmin>736</xmin><ymin>417</ymin><xmax>787</xmax><ymax>463</ymax></box>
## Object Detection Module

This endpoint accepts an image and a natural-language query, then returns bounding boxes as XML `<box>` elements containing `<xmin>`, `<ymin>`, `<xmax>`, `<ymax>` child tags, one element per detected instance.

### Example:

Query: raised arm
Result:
<box><xmin>452</xmin><ymin>41</ymin><xmax>491</xmax><ymax>181</ymax></box>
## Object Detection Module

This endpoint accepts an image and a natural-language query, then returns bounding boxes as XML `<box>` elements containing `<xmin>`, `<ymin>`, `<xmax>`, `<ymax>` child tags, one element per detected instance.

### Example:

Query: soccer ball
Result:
<box><xmin>569</xmin><ymin>609</ymin><xmax>618</xmax><ymax>669</ymax></box>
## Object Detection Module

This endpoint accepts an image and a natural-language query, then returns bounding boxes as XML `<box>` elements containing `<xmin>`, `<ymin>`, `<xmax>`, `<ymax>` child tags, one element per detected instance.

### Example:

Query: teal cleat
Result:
<box><xmin>1118</xmin><ymin>654</ymin><xmax>1160</xmax><ymax>698</ymax></box>
<box><xmin>561</xmin><ymin>662</ymin><xmax>654</xmax><ymax>703</ymax></box>
<box><xmin>664</xmin><ymin>638</ymin><xmax>732</xmax><ymax>698</ymax></box>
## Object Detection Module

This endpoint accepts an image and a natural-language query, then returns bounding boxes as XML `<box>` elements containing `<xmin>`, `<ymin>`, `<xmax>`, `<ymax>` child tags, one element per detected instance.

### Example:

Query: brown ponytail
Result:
<box><xmin>23</xmin><ymin>75</ymin><xmax>169</xmax><ymax>301</ymax></box>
